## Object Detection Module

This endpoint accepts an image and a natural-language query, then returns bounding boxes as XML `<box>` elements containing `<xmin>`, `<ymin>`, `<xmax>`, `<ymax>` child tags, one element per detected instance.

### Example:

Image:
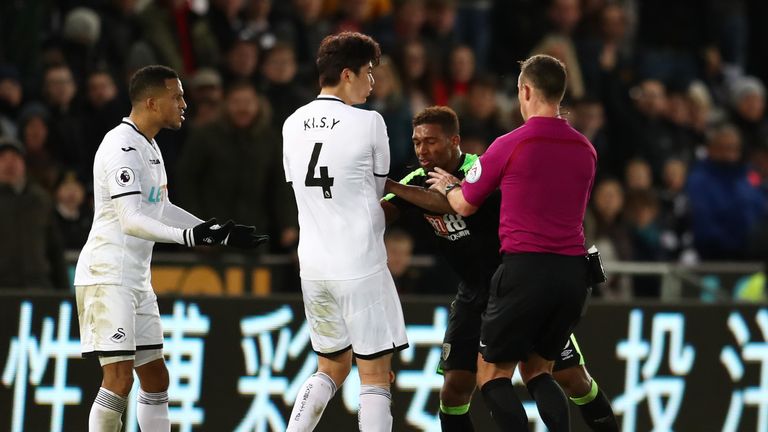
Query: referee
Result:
<box><xmin>428</xmin><ymin>55</ymin><xmax>597</xmax><ymax>431</ymax></box>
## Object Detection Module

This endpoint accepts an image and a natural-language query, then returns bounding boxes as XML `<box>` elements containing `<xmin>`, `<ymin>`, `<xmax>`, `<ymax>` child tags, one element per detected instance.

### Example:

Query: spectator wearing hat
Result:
<box><xmin>0</xmin><ymin>137</ymin><xmax>68</xmax><ymax>290</ymax></box>
<box><xmin>728</xmin><ymin>75</ymin><xmax>768</xmax><ymax>160</ymax></box>
<box><xmin>188</xmin><ymin>68</ymin><xmax>225</xmax><ymax>127</ymax></box>
<box><xmin>60</xmin><ymin>7</ymin><xmax>104</xmax><ymax>88</ymax></box>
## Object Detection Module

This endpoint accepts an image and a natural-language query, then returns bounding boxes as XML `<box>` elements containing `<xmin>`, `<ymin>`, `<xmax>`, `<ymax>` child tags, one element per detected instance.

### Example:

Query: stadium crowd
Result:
<box><xmin>1</xmin><ymin>0</ymin><xmax>768</xmax><ymax>298</ymax></box>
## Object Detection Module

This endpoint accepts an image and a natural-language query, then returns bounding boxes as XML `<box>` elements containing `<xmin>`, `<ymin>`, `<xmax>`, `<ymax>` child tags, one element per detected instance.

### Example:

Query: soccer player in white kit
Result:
<box><xmin>75</xmin><ymin>65</ymin><xmax>268</xmax><ymax>432</ymax></box>
<box><xmin>282</xmin><ymin>32</ymin><xmax>409</xmax><ymax>431</ymax></box>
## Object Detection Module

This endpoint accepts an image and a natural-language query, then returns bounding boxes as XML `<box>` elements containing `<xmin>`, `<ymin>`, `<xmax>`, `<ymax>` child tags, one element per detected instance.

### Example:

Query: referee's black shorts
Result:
<box><xmin>480</xmin><ymin>253</ymin><xmax>590</xmax><ymax>364</ymax></box>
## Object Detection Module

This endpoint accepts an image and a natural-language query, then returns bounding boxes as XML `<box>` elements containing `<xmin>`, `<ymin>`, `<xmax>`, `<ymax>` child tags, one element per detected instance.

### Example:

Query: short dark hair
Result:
<box><xmin>519</xmin><ymin>54</ymin><xmax>567</xmax><ymax>103</ymax></box>
<box><xmin>413</xmin><ymin>106</ymin><xmax>460</xmax><ymax>137</ymax></box>
<box><xmin>128</xmin><ymin>65</ymin><xmax>179</xmax><ymax>103</ymax></box>
<box><xmin>316</xmin><ymin>32</ymin><xmax>381</xmax><ymax>88</ymax></box>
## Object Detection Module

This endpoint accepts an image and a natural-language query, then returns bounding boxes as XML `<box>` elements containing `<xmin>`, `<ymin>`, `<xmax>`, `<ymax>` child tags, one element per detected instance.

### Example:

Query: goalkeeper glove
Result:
<box><xmin>184</xmin><ymin>218</ymin><xmax>233</xmax><ymax>247</ymax></box>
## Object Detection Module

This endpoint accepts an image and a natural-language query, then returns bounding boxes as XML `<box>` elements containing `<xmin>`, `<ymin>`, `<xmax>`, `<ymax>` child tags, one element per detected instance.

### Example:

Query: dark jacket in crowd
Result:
<box><xmin>0</xmin><ymin>182</ymin><xmax>68</xmax><ymax>290</ymax></box>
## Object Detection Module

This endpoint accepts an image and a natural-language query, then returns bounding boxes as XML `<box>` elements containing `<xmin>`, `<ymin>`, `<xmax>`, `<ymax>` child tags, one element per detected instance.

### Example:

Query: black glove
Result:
<box><xmin>223</xmin><ymin>222</ymin><xmax>270</xmax><ymax>249</ymax></box>
<box><xmin>184</xmin><ymin>218</ymin><xmax>233</xmax><ymax>247</ymax></box>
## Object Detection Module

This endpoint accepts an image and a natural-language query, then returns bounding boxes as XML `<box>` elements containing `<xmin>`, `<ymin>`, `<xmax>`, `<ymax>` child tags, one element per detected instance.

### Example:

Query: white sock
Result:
<box><xmin>358</xmin><ymin>385</ymin><xmax>392</xmax><ymax>432</ymax></box>
<box><xmin>286</xmin><ymin>372</ymin><xmax>337</xmax><ymax>432</ymax></box>
<box><xmin>89</xmin><ymin>387</ymin><xmax>126</xmax><ymax>432</ymax></box>
<box><xmin>137</xmin><ymin>389</ymin><xmax>170</xmax><ymax>431</ymax></box>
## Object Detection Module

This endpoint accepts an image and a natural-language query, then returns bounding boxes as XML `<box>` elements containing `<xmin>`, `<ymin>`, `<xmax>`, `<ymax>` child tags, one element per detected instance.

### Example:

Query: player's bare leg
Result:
<box><xmin>518</xmin><ymin>353</ymin><xmax>570</xmax><ymax>432</ymax></box>
<box><xmin>91</xmin><ymin>359</ymin><xmax>133</xmax><ymax>432</ymax></box>
<box><xmin>439</xmin><ymin>369</ymin><xmax>476</xmax><ymax>431</ymax></box>
<box><xmin>135</xmin><ymin>356</ymin><xmax>171</xmax><ymax>431</ymax></box>
<box><xmin>553</xmin><ymin>365</ymin><xmax>618</xmax><ymax>432</ymax></box>
<box><xmin>286</xmin><ymin>349</ymin><xmax>352</xmax><ymax>431</ymax></box>
<box><xmin>476</xmin><ymin>358</ymin><xmax>527</xmax><ymax>431</ymax></box>
<box><xmin>356</xmin><ymin>353</ymin><xmax>394</xmax><ymax>432</ymax></box>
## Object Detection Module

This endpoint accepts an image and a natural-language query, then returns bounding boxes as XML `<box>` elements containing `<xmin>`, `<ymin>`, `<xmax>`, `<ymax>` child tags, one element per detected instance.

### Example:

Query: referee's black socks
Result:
<box><xmin>570</xmin><ymin>380</ymin><xmax>619</xmax><ymax>432</ymax></box>
<box><xmin>526</xmin><ymin>373</ymin><xmax>570</xmax><ymax>432</ymax></box>
<box><xmin>480</xmin><ymin>378</ymin><xmax>528</xmax><ymax>431</ymax></box>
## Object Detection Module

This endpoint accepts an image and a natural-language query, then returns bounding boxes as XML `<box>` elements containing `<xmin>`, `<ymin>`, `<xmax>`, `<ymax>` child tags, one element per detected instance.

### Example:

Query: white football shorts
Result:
<box><xmin>76</xmin><ymin>284</ymin><xmax>163</xmax><ymax>359</ymax></box>
<box><xmin>301</xmin><ymin>268</ymin><xmax>409</xmax><ymax>359</ymax></box>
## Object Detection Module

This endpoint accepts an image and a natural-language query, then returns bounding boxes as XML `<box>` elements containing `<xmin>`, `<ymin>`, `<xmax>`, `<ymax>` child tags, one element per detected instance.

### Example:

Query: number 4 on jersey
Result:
<box><xmin>305</xmin><ymin>142</ymin><xmax>334</xmax><ymax>199</ymax></box>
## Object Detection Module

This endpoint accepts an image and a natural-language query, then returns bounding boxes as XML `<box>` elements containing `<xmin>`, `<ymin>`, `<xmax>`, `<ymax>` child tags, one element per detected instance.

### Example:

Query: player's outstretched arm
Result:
<box><xmin>426</xmin><ymin>168</ymin><xmax>479</xmax><ymax>217</ymax></box>
<box><xmin>113</xmin><ymin>193</ymin><xmax>231</xmax><ymax>246</ymax></box>
<box><xmin>221</xmin><ymin>221</ymin><xmax>270</xmax><ymax>249</ymax></box>
<box><xmin>384</xmin><ymin>178</ymin><xmax>456</xmax><ymax>215</ymax></box>
<box><xmin>161</xmin><ymin>200</ymin><xmax>204</xmax><ymax>228</ymax></box>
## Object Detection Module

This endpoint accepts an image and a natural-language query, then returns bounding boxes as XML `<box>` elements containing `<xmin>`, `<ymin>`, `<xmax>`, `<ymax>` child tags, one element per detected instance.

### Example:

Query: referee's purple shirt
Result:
<box><xmin>462</xmin><ymin>116</ymin><xmax>596</xmax><ymax>256</ymax></box>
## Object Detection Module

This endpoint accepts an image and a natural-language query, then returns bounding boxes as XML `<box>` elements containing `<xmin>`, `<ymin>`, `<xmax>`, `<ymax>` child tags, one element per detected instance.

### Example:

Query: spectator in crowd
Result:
<box><xmin>583</xmin><ymin>177</ymin><xmax>633</xmax><ymax>299</ymax></box>
<box><xmin>53</xmin><ymin>170</ymin><xmax>92</xmax><ymax>250</ymax></box>
<box><xmin>529</xmin><ymin>0</ymin><xmax>586</xmax><ymax>101</ymax></box>
<box><xmin>207</xmin><ymin>0</ymin><xmax>249</xmax><ymax>52</ymax></box>
<box><xmin>363</xmin><ymin>56</ymin><xmax>413</xmax><ymax>178</ymax></box>
<box><xmin>570</xmin><ymin>96</ymin><xmax>610</xmax><ymax>175</ymax></box>
<box><xmin>259</xmin><ymin>43</ymin><xmax>313</xmax><ymax>130</ymax></box>
<box><xmin>454</xmin><ymin>0</ymin><xmax>492</xmax><ymax>70</ymax></box>
<box><xmin>659</xmin><ymin>158</ymin><xmax>696</xmax><ymax>262</ymax></box>
<box><xmin>98</xmin><ymin>0</ymin><xmax>142</xmax><ymax>81</ymax></box>
<box><xmin>220</xmin><ymin>36</ymin><xmax>260</xmax><ymax>85</ymax></box>
<box><xmin>275</xmin><ymin>0</ymin><xmax>331</xmax><ymax>84</ymax></box>
<box><xmin>728</xmin><ymin>75</ymin><xmax>768</xmax><ymax>159</ymax></box>
<box><xmin>177</xmin><ymin>81</ymin><xmax>297</xmax><ymax>251</ymax></box>
<box><xmin>578</xmin><ymin>2</ymin><xmax>633</xmax><ymax>97</ymax></box>
<box><xmin>624</xmin><ymin>158</ymin><xmax>653</xmax><ymax>192</ymax></box>
<box><xmin>187</xmin><ymin>68</ymin><xmax>225</xmax><ymax>127</ymax></box>
<box><xmin>241</xmin><ymin>0</ymin><xmax>280</xmax><ymax>51</ymax></box>
<box><xmin>41</xmin><ymin>63</ymin><xmax>87</xmax><ymax>180</ymax></box>
<box><xmin>422</xmin><ymin>0</ymin><xmax>460</xmax><ymax>71</ymax></box>
<box><xmin>0</xmin><ymin>65</ymin><xmax>23</xmax><ymax>138</ymax></box>
<box><xmin>394</xmin><ymin>39</ymin><xmax>434</xmax><ymax>114</ymax></box>
<box><xmin>82</xmin><ymin>70</ymin><xmax>127</xmax><ymax>169</ymax></box>
<box><xmin>369</xmin><ymin>0</ymin><xmax>426</xmax><ymax>55</ymax></box>
<box><xmin>384</xmin><ymin>228</ymin><xmax>422</xmax><ymax>294</ymax></box>
<box><xmin>59</xmin><ymin>7</ymin><xmax>104</xmax><ymax>88</ymax></box>
<box><xmin>18</xmin><ymin>102</ymin><xmax>60</xmax><ymax>192</ymax></box>
<box><xmin>433</xmin><ymin>44</ymin><xmax>475</xmax><ymax>106</ymax></box>
<box><xmin>687</xmin><ymin>124</ymin><xmax>766</xmax><ymax>260</ymax></box>
<box><xmin>624</xmin><ymin>189</ymin><xmax>664</xmax><ymax>297</ymax></box>
<box><xmin>0</xmin><ymin>137</ymin><xmax>68</xmax><ymax>290</ymax></box>
<box><xmin>454</xmin><ymin>75</ymin><xmax>506</xmax><ymax>147</ymax></box>
<box><xmin>137</xmin><ymin>0</ymin><xmax>220</xmax><ymax>74</ymax></box>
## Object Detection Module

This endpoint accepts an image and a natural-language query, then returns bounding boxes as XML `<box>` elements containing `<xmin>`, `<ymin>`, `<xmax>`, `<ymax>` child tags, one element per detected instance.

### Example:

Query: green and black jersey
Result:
<box><xmin>384</xmin><ymin>153</ymin><xmax>501</xmax><ymax>285</ymax></box>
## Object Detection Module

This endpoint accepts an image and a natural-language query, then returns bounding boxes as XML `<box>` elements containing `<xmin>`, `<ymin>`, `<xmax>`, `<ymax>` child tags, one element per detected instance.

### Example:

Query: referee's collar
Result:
<box><xmin>315</xmin><ymin>95</ymin><xmax>344</xmax><ymax>103</ymax></box>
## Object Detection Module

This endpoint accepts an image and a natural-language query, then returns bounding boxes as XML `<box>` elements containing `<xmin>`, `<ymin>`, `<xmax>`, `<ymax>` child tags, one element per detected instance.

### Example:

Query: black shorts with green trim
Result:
<box><xmin>437</xmin><ymin>280</ymin><xmax>489</xmax><ymax>374</ymax></box>
<box><xmin>553</xmin><ymin>333</ymin><xmax>585</xmax><ymax>372</ymax></box>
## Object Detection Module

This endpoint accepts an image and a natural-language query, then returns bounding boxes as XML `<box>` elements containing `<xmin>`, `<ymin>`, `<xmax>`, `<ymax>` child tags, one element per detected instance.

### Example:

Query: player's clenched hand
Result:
<box><xmin>426</xmin><ymin>167</ymin><xmax>459</xmax><ymax>192</ymax></box>
<box><xmin>184</xmin><ymin>218</ymin><xmax>234</xmax><ymax>247</ymax></box>
<box><xmin>223</xmin><ymin>221</ymin><xmax>270</xmax><ymax>249</ymax></box>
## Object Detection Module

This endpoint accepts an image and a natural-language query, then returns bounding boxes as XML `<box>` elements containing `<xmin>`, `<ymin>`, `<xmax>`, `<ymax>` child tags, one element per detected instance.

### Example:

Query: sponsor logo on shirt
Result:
<box><xmin>115</xmin><ymin>167</ymin><xmax>135</xmax><ymax>187</ymax></box>
<box><xmin>423</xmin><ymin>214</ymin><xmax>470</xmax><ymax>241</ymax></box>
<box><xmin>149</xmin><ymin>158</ymin><xmax>160</xmax><ymax>164</ymax></box>
<box><xmin>465</xmin><ymin>159</ymin><xmax>482</xmax><ymax>183</ymax></box>
<box><xmin>148</xmin><ymin>185</ymin><xmax>167</xmax><ymax>203</ymax></box>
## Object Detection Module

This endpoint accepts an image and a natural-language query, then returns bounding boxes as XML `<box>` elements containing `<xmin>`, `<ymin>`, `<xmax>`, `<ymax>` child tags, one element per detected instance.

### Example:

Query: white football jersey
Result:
<box><xmin>283</xmin><ymin>96</ymin><xmax>390</xmax><ymax>280</ymax></box>
<box><xmin>75</xmin><ymin>118</ymin><xmax>180</xmax><ymax>290</ymax></box>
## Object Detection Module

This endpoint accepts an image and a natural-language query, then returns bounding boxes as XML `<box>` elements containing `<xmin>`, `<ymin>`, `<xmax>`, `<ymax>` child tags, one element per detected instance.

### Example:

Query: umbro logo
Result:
<box><xmin>121</xmin><ymin>147</ymin><xmax>136</xmax><ymax>152</ymax></box>
<box><xmin>110</xmin><ymin>328</ymin><xmax>126</xmax><ymax>343</ymax></box>
<box><xmin>149</xmin><ymin>159</ymin><xmax>160</xmax><ymax>164</ymax></box>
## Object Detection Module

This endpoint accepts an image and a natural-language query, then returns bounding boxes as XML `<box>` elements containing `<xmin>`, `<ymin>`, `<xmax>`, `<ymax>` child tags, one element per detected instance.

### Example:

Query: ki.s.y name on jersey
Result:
<box><xmin>423</xmin><ymin>213</ymin><xmax>471</xmax><ymax>241</ymax></box>
<box><xmin>303</xmin><ymin>116</ymin><xmax>340</xmax><ymax>130</ymax></box>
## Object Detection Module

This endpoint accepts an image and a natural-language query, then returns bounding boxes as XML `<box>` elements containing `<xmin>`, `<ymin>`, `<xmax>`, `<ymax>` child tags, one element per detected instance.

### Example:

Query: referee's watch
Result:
<box><xmin>444</xmin><ymin>181</ymin><xmax>461</xmax><ymax>195</ymax></box>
